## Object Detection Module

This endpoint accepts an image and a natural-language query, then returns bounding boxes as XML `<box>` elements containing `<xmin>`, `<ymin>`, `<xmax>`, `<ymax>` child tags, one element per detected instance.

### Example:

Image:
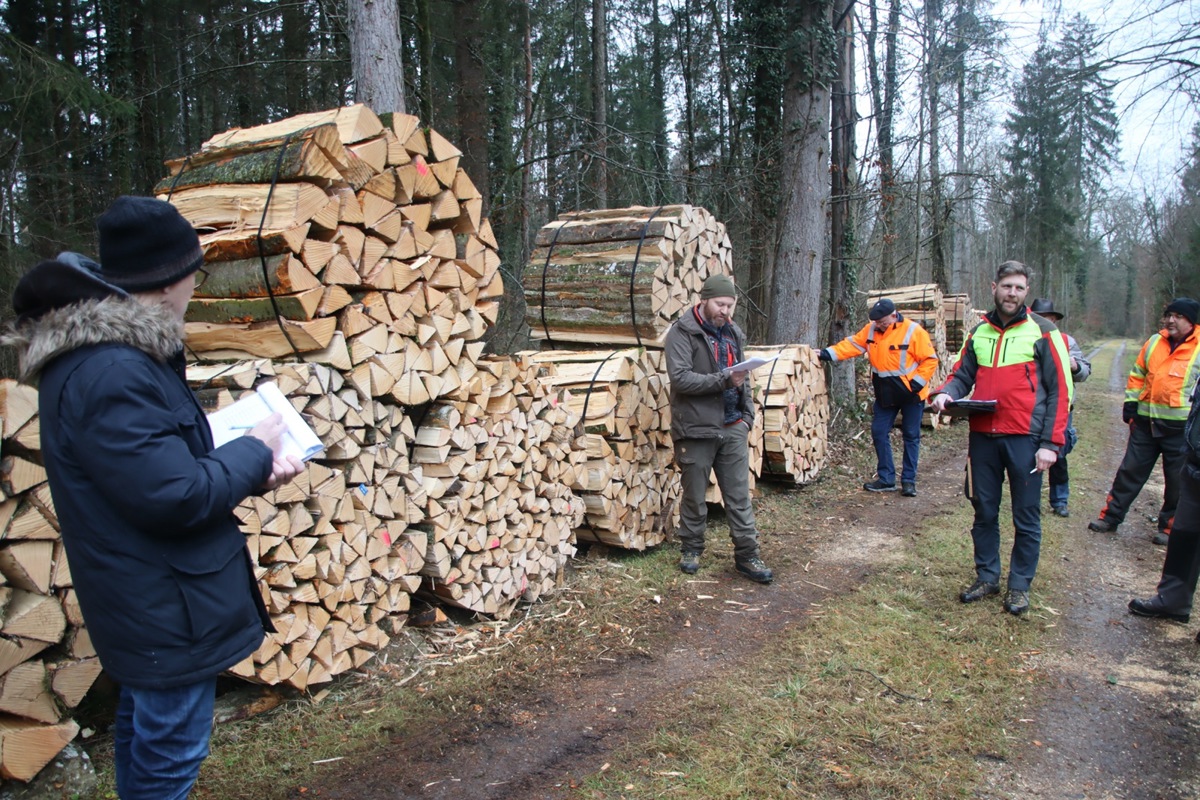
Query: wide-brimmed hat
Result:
<box><xmin>1029</xmin><ymin>298</ymin><xmax>1063</xmax><ymax>320</ymax></box>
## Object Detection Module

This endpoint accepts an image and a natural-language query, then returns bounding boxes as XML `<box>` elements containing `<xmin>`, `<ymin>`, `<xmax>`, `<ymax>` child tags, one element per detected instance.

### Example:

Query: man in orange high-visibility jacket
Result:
<box><xmin>818</xmin><ymin>298</ymin><xmax>938</xmax><ymax>497</ymax></box>
<box><xmin>1089</xmin><ymin>298</ymin><xmax>1200</xmax><ymax>545</ymax></box>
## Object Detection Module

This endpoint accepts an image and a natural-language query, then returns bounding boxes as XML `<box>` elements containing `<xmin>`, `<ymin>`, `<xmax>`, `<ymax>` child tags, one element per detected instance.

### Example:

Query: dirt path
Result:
<box><xmin>287</xmin><ymin>339</ymin><xmax>1200</xmax><ymax>800</ymax></box>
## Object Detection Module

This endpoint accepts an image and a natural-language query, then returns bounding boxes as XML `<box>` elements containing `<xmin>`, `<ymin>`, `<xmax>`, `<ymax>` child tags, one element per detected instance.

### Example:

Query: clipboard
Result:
<box><xmin>936</xmin><ymin>399</ymin><xmax>998</xmax><ymax>418</ymax></box>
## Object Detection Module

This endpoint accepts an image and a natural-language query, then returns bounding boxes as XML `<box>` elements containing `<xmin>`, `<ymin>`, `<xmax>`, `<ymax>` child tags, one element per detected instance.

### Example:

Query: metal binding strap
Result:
<box><xmin>539</xmin><ymin>222</ymin><xmax>568</xmax><ymax>347</ymax></box>
<box><xmin>628</xmin><ymin>206</ymin><xmax>665</xmax><ymax>348</ymax></box>
<box><xmin>165</xmin><ymin>156</ymin><xmax>193</xmax><ymax>201</ymax></box>
<box><xmin>258</xmin><ymin>135</ymin><xmax>303</xmax><ymax>358</ymax></box>
<box><xmin>578</xmin><ymin>350</ymin><xmax>620</xmax><ymax>539</ymax></box>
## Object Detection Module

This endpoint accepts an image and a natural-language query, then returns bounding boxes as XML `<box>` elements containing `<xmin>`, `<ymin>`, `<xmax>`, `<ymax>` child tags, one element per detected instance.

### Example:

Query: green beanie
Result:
<box><xmin>701</xmin><ymin>273</ymin><xmax>737</xmax><ymax>300</ymax></box>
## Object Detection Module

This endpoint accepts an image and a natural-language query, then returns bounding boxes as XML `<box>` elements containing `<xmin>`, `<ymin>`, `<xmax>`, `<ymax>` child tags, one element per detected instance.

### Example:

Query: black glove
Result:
<box><xmin>817</xmin><ymin>349</ymin><xmax>831</xmax><ymax>363</ymax></box>
<box><xmin>1122</xmin><ymin>401</ymin><xmax>1138</xmax><ymax>424</ymax></box>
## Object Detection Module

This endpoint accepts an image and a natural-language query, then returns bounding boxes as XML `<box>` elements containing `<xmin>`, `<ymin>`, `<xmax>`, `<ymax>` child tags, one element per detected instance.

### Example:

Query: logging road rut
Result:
<box><xmin>284</xmin><ymin>339</ymin><xmax>1199</xmax><ymax>800</ymax></box>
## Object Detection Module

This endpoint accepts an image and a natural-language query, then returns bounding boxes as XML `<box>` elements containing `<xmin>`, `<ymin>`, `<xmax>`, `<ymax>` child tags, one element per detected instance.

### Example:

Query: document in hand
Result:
<box><xmin>207</xmin><ymin>381</ymin><xmax>324</xmax><ymax>462</ymax></box>
<box><xmin>729</xmin><ymin>353</ymin><xmax>780</xmax><ymax>373</ymax></box>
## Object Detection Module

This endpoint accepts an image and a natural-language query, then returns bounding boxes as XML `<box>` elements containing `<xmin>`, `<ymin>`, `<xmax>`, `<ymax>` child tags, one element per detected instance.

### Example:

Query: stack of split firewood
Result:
<box><xmin>943</xmin><ymin>293</ymin><xmax>975</xmax><ymax>356</ymax></box>
<box><xmin>744</xmin><ymin>347</ymin><xmax>829</xmax><ymax>485</ymax></box>
<box><xmin>512</xmin><ymin>349</ymin><xmax>679</xmax><ymax>551</ymax></box>
<box><xmin>188</xmin><ymin>359</ymin><xmax>427</xmax><ymax>692</ymax></box>
<box><xmin>159</xmin><ymin>103</ymin><xmax>501</xmax><ymax>408</ymax></box>
<box><xmin>0</xmin><ymin>381</ymin><xmax>92</xmax><ymax>781</ymax></box>
<box><xmin>523</xmin><ymin>205</ymin><xmax>732</xmax><ymax>346</ymax></box>
<box><xmin>413</xmin><ymin>356</ymin><xmax>584</xmax><ymax>617</ymax></box>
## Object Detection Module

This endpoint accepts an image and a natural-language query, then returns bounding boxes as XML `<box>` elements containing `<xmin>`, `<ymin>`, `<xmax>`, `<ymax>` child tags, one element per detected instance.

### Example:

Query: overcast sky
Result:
<box><xmin>989</xmin><ymin>0</ymin><xmax>1198</xmax><ymax>196</ymax></box>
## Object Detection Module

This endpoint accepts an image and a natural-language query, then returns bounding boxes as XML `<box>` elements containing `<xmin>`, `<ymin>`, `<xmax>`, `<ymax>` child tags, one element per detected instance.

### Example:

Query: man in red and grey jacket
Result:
<box><xmin>930</xmin><ymin>261</ymin><xmax>1072</xmax><ymax>616</ymax></box>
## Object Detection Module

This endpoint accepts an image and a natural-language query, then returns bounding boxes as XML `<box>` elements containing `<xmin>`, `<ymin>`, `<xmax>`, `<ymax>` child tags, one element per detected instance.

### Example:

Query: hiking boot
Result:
<box><xmin>1088</xmin><ymin>518</ymin><xmax>1118</xmax><ymax>533</ymax></box>
<box><xmin>1052</xmin><ymin>505</ymin><xmax>1070</xmax><ymax>518</ymax></box>
<box><xmin>1128</xmin><ymin>595</ymin><xmax>1190</xmax><ymax>623</ymax></box>
<box><xmin>679</xmin><ymin>551</ymin><xmax>701</xmax><ymax>575</ymax></box>
<box><xmin>1152</xmin><ymin>531</ymin><xmax>1169</xmax><ymax>546</ymax></box>
<box><xmin>863</xmin><ymin>478</ymin><xmax>897</xmax><ymax>493</ymax></box>
<box><xmin>959</xmin><ymin>579</ymin><xmax>1000</xmax><ymax>604</ymax></box>
<box><xmin>1004</xmin><ymin>589</ymin><xmax>1030</xmax><ymax>616</ymax></box>
<box><xmin>735</xmin><ymin>557</ymin><xmax>773</xmax><ymax>584</ymax></box>
<box><xmin>901</xmin><ymin>482</ymin><xmax>917</xmax><ymax>497</ymax></box>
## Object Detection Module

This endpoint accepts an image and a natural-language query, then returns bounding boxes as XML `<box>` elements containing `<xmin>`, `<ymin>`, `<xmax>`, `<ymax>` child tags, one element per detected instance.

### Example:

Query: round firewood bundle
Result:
<box><xmin>523</xmin><ymin>205</ymin><xmax>732</xmax><ymax>346</ymax></box>
<box><xmin>159</xmin><ymin>104</ymin><xmax>500</xmax><ymax>409</ymax></box>
<box><xmin>744</xmin><ymin>346</ymin><xmax>830</xmax><ymax>485</ymax></box>
<box><xmin>0</xmin><ymin>381</ymin><xmax>90</xmax><ymax>780</ymax></box>
<box><xmin>411</xmin><ymin>356</ymin><xmax>584</xmax><ymax>618</ymax></box>
<box><xmin>189</xmin><ymin>359</ymin><xmax>426</xmax><ymax>692</ymax></box>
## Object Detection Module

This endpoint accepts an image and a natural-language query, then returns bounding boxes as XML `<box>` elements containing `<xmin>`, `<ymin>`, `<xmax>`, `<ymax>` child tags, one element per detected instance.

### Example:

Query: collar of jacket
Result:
<box><xmin>985</xmin><ymin>304</ymin><xmax>1029</xmax><ymax>330</ymax></box>
<box><xmin>3</xmin><ymin>297</ymin><xmax>185</xmax><ymax>385</ymax></box>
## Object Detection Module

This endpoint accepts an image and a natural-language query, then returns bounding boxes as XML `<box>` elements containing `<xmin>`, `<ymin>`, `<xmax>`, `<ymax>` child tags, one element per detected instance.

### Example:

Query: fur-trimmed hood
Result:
<box><xmin>4</xmin><ymin>296</ymin><xmax>184</xmax><ymax>385</ymax></box>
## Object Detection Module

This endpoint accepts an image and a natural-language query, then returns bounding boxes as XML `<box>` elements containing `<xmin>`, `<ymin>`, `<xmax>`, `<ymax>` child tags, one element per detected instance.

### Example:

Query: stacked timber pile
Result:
<box><xmin>523</xmin><ymin>205</ymin><xmax>732</xmax><ymax>346</ymax></box>
<box><xmin>157</xmin><ymin>103</ymin><xmax>501</xmax><ymax>404</ymax></box>
<box><xmin>943</xmin><ymin>293</ymin><xmax>974</xmax><ymax>356</ymax></box>
<box><xmin>188</xmin><ymin>360</ymin><xmax>427</xmax><ymax>692</ymax></box>
<box><xmin>866</xmin><ymin>284</ymin><xmax>947</xmax><ymax>366</ymax></box>
<box><xmin>0</xmin><ymin>381</ymin><xmax>94</xmax><ymax>781</ymax></box>
<box><xmin>413</xmin><ymin>356</ymin><xmax>584</xmax><ymax>617</ymax></box>
<box><xmin>513</xmin><ymin>349</ymin><xmax>679</xmax><ymax>551</ymax></box>
<box><xmin>744</xmin><ymin>347</ymin><xmax>829</xmax><ymax>485</ymax></box>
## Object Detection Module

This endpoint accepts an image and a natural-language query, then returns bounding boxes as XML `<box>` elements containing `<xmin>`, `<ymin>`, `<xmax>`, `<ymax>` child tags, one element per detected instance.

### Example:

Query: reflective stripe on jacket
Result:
<box><xmin>1126</xmin><ymin>330</ymin><xmax>1200</xmax><ymax>424</ymax></box>
<box><xmin>821</xmin><ymin>316</ymin><xmax>939</xmax><ymax>401</ymax></box>
<box><xmin>938</xmin><ymin>306</ymin><xmax>1072</xmax><ymax>449</ymax></box>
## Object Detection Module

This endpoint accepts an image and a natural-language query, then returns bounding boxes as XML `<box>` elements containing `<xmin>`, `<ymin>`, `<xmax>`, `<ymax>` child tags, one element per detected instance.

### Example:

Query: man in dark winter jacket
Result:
<box><xmin>664</xmin><ymin>273</ymin><xmax>772</xmax><ymax>584</ymax></box>
<box><xmin>5</xmin><ymin>196</ymin><xmax>303</xmax><ymax>800</ymax></box>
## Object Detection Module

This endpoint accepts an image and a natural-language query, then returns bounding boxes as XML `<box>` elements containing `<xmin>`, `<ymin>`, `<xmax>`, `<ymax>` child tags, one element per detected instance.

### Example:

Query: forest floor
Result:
<box><xmin>76</xmin><ymin>338</ymin><xmax>1200</xmax><ymax>799</ymax></box>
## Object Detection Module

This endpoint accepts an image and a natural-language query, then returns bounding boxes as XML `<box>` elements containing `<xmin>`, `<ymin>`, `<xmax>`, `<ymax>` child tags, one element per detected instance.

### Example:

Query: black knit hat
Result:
<box><xmin>96</xmin><ymin>196</ymin><xmax>203</xmax><ymax>293</ymax></box>
<box><xmin>1165</xmin><ymin>297</ymin><xmax>1200</xmax><ymax>325</ymax></box>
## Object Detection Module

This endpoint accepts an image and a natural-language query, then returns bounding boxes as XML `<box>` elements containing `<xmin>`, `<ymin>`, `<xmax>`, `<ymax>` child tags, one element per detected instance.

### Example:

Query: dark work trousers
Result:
<box><xmin>1098</xmin><ymin>421</ymin><xmax>1188</xmax><ymax>534</ymax></box>
<box><xmin>965</xmin><ymin>432</ymin><xmax>1043</xmax><ymax>591</ymax></box>
<box><xmin>871</xmin><ymin>399</ymin><xmax>923</xmax><ymax>485</ymax></box>
<box><xmin>675</xmin><ymin>421</ymin><xmax>760</xmax><ymax>561</ymax></box>
<box><xmin>1152</xmin><ymin>463</ymin><xmax>1200</xmax><ymax>612</ymax></box>
<box><xmin>1047</xmin><ymin>415</ymin><xmax>1078</xmax><ymax>509</ymax></box>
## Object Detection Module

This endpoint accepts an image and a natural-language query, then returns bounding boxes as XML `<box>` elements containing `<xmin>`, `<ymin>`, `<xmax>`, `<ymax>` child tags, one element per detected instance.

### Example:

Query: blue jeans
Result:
<box><xmin>966</xmin><ymin>433</ymin><xmax>1043</xmax><ymax>591</ymax></box>
<box><xmin>114</xmin><ymin>678</ymin><xmax>218</xmax><ymax>800</ymax></box>
<box><xmin>871</xmin><ymin>400</ymin><xmax>923</xmax><ymax>484</ymax></box>
<box><xmin>1047</xmin><ymin>418</ymin><xmax>1077</xmax><ymax>509</ymax></box>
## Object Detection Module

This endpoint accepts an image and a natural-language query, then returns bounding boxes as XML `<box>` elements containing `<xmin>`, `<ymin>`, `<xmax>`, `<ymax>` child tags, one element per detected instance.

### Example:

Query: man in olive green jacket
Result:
<box><xmin>664</xmin><ymin>273</ymin><xmax>772</xmax><ymax>583</ymax></box>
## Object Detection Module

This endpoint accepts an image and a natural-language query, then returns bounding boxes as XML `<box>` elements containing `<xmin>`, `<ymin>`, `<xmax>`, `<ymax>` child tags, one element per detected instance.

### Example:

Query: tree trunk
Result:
<box><xmin>828</xmin><ymin>0</ymin><xmax>857</xmax><ymax>403</ymax></box>
<box><xmin>347</xmin><ymin>0</ymin><xmax>407</xmax><ymax>114</ymax></box>
<box><xmin>281</xmin><ymin>0</ymin><xmax>309</xmax><ymax>114</ymax></box>
<box><xmin>744</xmin><ymin>0</ymin><xmax>784</xmax><ymax>342</ymax></box>
<box><xmin>768</xmin><ymin>0</ymin><xmax>833</xmax><ymax>347</ymax></box>
<box><xmin>455</xmin><ymin>0</ymin><xmax>489</xmax><ymax>214</ymax></box>
<box><xmin>866</xmin><ymin>0</ymin><xmax>899</xmax><ymax>286</ymax></box>
<box><xmin>416</xmin><ymin>0</ymin><xmax>434</xmax><ymax>122</ymax></box>
<box><xmin>591</xmin><ymin>0</ymin><xmax>608</xmax><ymax>208</ymax></box>
<box><xmin>925</xmin><ymin>0</ymin><xmax>947</xmax><ymax>290</ymax></box>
